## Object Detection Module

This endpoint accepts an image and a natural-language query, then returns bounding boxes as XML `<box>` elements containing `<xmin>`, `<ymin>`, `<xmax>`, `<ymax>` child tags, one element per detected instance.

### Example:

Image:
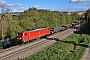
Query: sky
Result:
<box><xmin>0</xmin><ymin>0</ymin><xmax>90</xmax><ymax>12</ymax></box>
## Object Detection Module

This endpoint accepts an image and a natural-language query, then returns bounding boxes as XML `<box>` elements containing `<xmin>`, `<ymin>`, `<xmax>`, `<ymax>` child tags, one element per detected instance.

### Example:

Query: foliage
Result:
<box><xmin>7</xmin><ymin>20</ymin><xmax>23</xmax><ymax>38</ymax></box>
<box><xmin>86</xmin><ymin>9</ymin><xmax>90</xmax><ymax>18</ymax></box>
<box><xmin>0</xmin><ymin>7</ymin><xmax>79</xmax><ymax>39</ymax></box>
<box><xmin>86</xmin><ymin>9</ymin><xmax>90</xmax><ymax>26</ymax></box>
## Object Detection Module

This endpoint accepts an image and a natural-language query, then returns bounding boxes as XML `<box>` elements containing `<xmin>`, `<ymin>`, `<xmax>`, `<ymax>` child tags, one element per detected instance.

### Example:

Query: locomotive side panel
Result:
<box><xmin>29</xmin><ymin>27</ymin><xmax>50</xmax><ymax>39</ymax></box>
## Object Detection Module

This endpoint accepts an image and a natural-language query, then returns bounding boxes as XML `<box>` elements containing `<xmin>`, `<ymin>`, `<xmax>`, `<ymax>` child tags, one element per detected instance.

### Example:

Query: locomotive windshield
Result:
<box><xmin>17</xmin><ymin>33</ymin><xmax>23</xmax><ymax>37</ymax></box>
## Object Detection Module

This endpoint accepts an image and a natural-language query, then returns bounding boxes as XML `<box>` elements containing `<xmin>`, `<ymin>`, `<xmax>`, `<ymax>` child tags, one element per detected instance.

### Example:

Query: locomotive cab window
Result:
<box><xmin>17</xmin><ymin>33</ymin><xmax>23</xmax><ymax>37</ymax></box>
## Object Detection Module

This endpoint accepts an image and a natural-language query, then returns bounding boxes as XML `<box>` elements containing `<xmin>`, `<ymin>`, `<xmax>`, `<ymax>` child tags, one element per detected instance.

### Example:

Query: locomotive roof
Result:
<box><xmin>31</xmin><ymin>28</ymin><xmax>45</xmax><ymax>31</ymax></box>
<box><xmin>28</xmin><ymin>27</ymin><xmax>47</xmax><ymax>32</ymax></box>
<box><xmin>17</xmin><ymin>27</ymin><xmax>49</xmax><ymax>33</ymax></box>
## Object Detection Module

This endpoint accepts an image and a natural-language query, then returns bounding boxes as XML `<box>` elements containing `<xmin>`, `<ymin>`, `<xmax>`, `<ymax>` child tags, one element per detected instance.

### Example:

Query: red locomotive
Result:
<box><xmin>17</xmin><ymin>27</ymin><xmax>50</xmax><ymax>43</ymax></box>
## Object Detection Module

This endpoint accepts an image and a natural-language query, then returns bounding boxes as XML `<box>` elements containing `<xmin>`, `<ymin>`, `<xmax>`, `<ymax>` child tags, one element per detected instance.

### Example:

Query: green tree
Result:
<box><xmin>60</xmin><ymin>14</ymin><xmax>66</xmax><ymax>25</ymax></box>
<box><xmin>86</xmin><ymin>9</ymin><xmax>90</xmax><ymax>24</ymax></box>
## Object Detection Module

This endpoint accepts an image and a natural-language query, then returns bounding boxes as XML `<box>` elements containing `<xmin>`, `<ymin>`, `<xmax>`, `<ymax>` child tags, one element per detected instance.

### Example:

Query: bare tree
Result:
<box><xmin>0</xmin><ymin>1</ymin><xmax>10</xmax><ymax>40</ymax></box>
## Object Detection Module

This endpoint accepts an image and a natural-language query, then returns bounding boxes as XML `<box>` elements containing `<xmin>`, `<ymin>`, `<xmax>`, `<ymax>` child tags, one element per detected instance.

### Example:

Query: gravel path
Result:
<box><xmin>81</xmin><ymin>44</ymin><xmax>90</xmax><ymax>60</ymax></box>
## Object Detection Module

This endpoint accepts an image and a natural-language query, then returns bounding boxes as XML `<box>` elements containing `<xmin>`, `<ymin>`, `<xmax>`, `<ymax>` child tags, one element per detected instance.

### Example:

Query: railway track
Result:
<box><xmin>0</xmin><ymin>45</ymin><xmax>19</xmax><ymax>53</ymax></box>
<box><xmin>0</xmin><ymin>28</ymin><xmax>74</xmax><ymax>60</ymax></box>
<box><xmin>0</xmin><ymin>28</ymin><xmax>72</xmax><ymax>53</ymax></box>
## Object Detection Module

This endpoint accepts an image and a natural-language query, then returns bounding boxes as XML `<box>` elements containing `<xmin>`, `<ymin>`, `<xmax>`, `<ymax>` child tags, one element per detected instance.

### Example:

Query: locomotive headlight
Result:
<box><xmin>17</xmin><ymin>34</ymin><xmax>18</xmax><ymax>36</ymax></box>
<box><xmin>20</xmin><ymin>38</ymin><xmax>21</xmax><ymax>39</ymax></box>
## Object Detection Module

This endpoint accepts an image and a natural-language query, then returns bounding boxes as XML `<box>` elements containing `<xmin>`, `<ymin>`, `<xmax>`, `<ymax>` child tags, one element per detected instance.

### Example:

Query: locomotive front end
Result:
<box><xmin>17</xmin><ymin>32</ymin><xmax>23</xmax><ymax>44</ymax></box>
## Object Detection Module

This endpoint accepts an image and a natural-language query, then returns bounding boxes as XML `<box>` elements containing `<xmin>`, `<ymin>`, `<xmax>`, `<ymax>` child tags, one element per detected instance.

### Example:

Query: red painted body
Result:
<box><xmin>17</xmin><ymin>27</ymin><xmax>50</xmax><ymax>42</ymax></box>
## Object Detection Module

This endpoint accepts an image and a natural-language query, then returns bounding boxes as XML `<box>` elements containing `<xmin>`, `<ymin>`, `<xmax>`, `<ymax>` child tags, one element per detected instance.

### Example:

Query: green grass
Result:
<box><xmin>23</xmin><ymin>33</ymin><xmax>90</xmax><ymax>60</ymax></box>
